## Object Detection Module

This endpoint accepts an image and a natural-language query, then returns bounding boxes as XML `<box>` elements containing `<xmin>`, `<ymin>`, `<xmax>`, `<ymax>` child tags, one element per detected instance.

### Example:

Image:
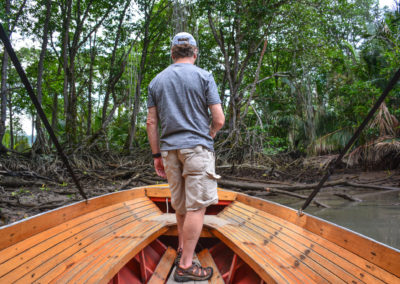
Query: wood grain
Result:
<box><xmin>147</xmin><ymin>247</ymin><xmax>177</xmax><ymax>284</ymax></box>
<box><xmin>197</xmin><ymin>248</ymin><xmax>225</xmax><ymax>284</ymax></box>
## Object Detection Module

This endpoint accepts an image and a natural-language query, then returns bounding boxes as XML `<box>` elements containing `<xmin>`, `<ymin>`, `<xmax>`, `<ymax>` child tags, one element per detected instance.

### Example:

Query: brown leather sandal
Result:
<box><xmin>174</xmin><ymin>248</ymin><xmax>183</xmax><ymax>266</ymax></box>
<box><xmin>174</xmin><ymin>263</ymin><xmax>213</xmax><ymax>282</ymax></box>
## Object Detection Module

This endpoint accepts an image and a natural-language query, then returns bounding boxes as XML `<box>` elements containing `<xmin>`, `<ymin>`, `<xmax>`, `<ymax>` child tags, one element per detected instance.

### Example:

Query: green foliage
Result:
<box><xmin>2</xmin><ymin>0</ymin><xmax>399</xmax><ymax>159</ymax></box>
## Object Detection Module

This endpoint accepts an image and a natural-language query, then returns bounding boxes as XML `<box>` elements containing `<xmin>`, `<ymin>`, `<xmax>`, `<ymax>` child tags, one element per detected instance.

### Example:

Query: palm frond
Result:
<box><xmin>309</xmin><ymin>127</ymin><xmax>353</xmax><ymax>155</ymax></box>
<box><xmin>369</xmin><ymin>102</ymin><xmax>399</xmax><ymax>136</ymax></box>
<box><xmin>347</xmin><ymin>136</ymin><xmax>400</xmax><ymax>168</ymax></box>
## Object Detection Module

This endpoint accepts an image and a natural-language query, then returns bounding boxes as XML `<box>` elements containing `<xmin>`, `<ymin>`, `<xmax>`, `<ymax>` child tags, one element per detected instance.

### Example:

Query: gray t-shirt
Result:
<box><xmin>147</xmin><ymin>63</ymin><xmax>221</xmax><ymax>151</ymax></box>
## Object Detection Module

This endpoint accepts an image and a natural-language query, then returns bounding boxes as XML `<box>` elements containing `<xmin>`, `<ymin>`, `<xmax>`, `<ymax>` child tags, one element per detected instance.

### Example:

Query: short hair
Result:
<box><xmin>171</xmin><ymin>44</ymin><xmax>198</xmax><ymax>60</ymax></box>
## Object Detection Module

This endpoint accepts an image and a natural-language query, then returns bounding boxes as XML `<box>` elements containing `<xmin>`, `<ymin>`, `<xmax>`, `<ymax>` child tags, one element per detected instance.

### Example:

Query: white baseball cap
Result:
<box><xmin>172</xmin><ymin>32</ymin><xmax>197</xmax><ymax>47</ymax></box>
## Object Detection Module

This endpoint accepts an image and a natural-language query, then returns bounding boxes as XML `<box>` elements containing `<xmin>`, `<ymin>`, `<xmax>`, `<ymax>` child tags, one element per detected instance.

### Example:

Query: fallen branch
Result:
<box><xmin>265</xmin><ymin>187</ymin><xmax>330</xmax><ymax>208</ymax></box>
<box><xmin>345</xmin><ymin>182</ymin><xmax>400</xmax><ymax>191</ymax></box>
<box><xmin>217</xmin><ymin>178</ymin><xmax>399</xmax><ymax>192</ymax></box>
<box><xmin>0</xmin><ymin>170</ymin><xmax>58</xmax><ymax>182</ymax></box>
<box><xmin>118</xmin><ymin>173</ymin><xmax>140</xmax><ymax>190</ymax></box>
<box><xmin>217</xmin><ymin>179</ymin><xmax>329</xmax><ymax>207</ymax></box>
<box><xmin>0</xmin><ymin>179</ymin><xmax>48</xmax><ymax>188</ymax></box>
<box><xmin>333</xmin><ymin>193</ymin><xmax>362</xmax><ymax>202</ymax></box>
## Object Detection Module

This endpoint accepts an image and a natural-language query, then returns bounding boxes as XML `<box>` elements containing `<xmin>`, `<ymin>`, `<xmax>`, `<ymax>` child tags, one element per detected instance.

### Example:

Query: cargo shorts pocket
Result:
<box><xmin>180</xmin><ymin>147</ymin><xmax>207</xmax><ymax>176</ymax></box>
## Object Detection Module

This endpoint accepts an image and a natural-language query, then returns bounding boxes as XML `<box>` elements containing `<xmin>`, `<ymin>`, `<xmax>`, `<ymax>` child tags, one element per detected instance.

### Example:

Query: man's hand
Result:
<box><xmin>209</xmin><ymin>128</ymin><xmax>217</xmax><ymax>139</ymax></box>
<box><xmin>154</xmin><ymin>157</ymin><xmax>167</xmax><ymax>178</ymax></box>
<box><xmin>209</xmin><ymin>104</ymin><xmax>225</xmax><ymax>139</ymax></box>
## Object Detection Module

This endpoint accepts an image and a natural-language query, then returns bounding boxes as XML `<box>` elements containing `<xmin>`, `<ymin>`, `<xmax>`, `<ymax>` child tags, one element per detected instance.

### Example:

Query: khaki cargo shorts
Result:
<box><xmin>161</xmin><ymin>145</ymin><xmax>220</xmax><ymax>214</ymax></box>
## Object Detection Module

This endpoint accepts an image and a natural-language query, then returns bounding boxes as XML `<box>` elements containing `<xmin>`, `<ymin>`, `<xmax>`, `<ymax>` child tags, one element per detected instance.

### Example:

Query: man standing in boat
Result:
<box><xmin>146</xmin><ymin>32</ymin><xmax>225</xmax><ymax>282</ymax></box>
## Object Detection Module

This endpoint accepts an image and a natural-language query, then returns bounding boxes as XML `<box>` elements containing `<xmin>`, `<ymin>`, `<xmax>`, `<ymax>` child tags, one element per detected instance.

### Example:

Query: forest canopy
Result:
<box><xmin>0</xmin><ymin>0</ymin><xmax>399</xmax><ymax>164</ymax></box>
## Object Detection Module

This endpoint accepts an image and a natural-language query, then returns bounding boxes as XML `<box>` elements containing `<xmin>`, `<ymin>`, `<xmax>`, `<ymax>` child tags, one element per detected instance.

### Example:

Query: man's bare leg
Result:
<box><xmin>176</xmin><ymin>212</ymin><xmax>186</xmax><ymax>250</ymax></box>
<box><xmin>179</xmin><ymin>207</ymin><xmax>206</xmax><ymax>268</ymax></box>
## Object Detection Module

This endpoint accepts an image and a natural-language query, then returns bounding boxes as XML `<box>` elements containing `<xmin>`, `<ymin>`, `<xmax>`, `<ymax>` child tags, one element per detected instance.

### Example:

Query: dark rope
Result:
<box><xmin>299</xmin><ymin>67</ymin><xmax>400</xmax><ymax>214</ymax></box>
<box><xmin>0</xmin><ymin>23</ymin><xmax>88</xmax><ymax>201</ymax></box>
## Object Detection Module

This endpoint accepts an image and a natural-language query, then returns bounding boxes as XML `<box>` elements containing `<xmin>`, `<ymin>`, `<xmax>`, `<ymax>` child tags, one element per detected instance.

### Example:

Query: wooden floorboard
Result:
<box><xmin>197</xmin><ymin>248</ymin><xmax>225</xmax><ymax>284</ymax></box>
<box><xmin>147</xmin><ymin>247</ymin><xmax>177</xmax><ymax>284</ymax></box>
<box><xmin>222</xmin><ymin>202</ymin><xmax>388</xmax><ymax>283</ymax></box>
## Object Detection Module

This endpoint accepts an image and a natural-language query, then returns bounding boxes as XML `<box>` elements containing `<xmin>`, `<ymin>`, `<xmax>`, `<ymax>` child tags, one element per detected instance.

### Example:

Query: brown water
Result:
<box><xmin>267</xmin><ymin>190</ymin><xmax>400</xmax><ymax>250</ymax></box>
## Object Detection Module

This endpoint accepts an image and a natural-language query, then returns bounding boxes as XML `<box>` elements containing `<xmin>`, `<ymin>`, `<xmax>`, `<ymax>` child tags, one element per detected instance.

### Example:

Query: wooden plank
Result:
<box><xmin>219</xmin><ymin>215</ymin><xmax>332</xmax><ymax>283</ymax></box>
<box><xmin>0</xmin><ymin>198</ymin><xmax>151</xmax><ymax>269</ymax></box>
<box><xmin>0</xmin><ymin>199</ymin><xmax>154</xmax><ymax>278</ymax></box>
<box><xmin>221</xmin><ymin>205</ymin><xmax>370</xmax><ymax>283</ymax></box>
<box><xmin>236</xmin><ymin>193</ymin><xmax>400</xmax><ymax>278</ymax></box>
<box><xmin>146</xmin><ymin>187</ymin><xmax>171</xmax><ymax>198</ymax></box>
<box><xmin>223</xmin><ymin>202</ymin><xmax>387</xmax><ymax>284</ymax></box>
<box><xmin>78</xmin><ymin>223</ymin><xmax>163</xmax><ymax>283</ymax></box>
<box><xmin>217</xmin><ymin>224</ymin><xmax>316</xmax><ymax>284</ymax></box>
<box><xmin>48</xmin><ymin>223</ymin><xmax>168</xmax><ymax>284</ymax></box>
<box><xmin>147</xmin><ymin>247</ymin><xmax>177</xmax><ymax>284</ymax></box>
<box><xmin>217</xmin><ymin>189</ymin><xmax>237</xmax><ymax>201</ymax></box>
<box><xmin>49</xmin><ymin>220</ymin><xmax>161</xmax><ymax>282</ymax></box>
<box><xmin>210</xmin><ymin>228</ymin><xmax>287</xmax><ymax>284</ymax></box>
<box><xmin>0</xmin><ymin>187</ymin><xmax>146</xmax><ymax>250</ymax></box>
<box><xmin>2</xmin><ymin>202</ymin><xmax>161</xmax><ymax>283</ymax></box>
<box><xmin>197</xmin><ymin>248</ymin><xmax>224</xmax><ymax>284</ymax></box>
<box><xmin>231</xmin><ymin>198</ymin><xmax>400</xmax><ymax>283</ymax></box>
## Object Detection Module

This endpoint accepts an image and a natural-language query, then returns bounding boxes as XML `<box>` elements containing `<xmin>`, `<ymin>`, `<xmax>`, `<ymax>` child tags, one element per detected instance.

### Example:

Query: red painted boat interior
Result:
<box><xmin>108</xmin><ymin>199</ymin><xmax>262</xmax><ymax>283</ymax></box>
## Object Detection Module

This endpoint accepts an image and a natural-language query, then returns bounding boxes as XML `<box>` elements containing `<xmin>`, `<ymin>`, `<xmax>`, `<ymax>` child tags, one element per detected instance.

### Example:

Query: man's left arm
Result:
<box><xmin>146</xmin><ymin>107</ymin><xmax>166</xmax><ymax>178</ymax></box>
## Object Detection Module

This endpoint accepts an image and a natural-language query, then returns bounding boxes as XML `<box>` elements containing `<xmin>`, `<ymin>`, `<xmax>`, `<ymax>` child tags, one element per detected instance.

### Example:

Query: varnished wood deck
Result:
<box><xmin>0</xmin><ymin>185</ymin><xmax>399</xmax><ymax>283</ymax></box>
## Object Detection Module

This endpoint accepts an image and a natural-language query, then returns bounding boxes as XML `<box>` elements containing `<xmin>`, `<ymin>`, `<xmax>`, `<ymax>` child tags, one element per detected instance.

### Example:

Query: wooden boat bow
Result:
<box><xmin>0</xmin><ymin>184</ymin><xmax>399</xmax><ymax>283</ymax></box>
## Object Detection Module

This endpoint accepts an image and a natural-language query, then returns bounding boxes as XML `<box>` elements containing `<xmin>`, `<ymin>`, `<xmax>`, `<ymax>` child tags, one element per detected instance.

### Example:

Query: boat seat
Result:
<box><xmin>210</xmin><ymin>201</ymin><xmax>398</xmax><ymax>284</ymax></box>
<box><xmin>0</xmin><ymin>196</ymin><xmax>166</xmax><ymax>284</ymax></box>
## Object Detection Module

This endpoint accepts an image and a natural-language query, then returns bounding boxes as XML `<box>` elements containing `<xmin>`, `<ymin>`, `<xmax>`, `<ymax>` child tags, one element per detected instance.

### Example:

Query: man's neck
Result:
<box><xmin>174</xmin><ymin>57</ymin><xmax>195</xmax><ymax>64</ymax></box>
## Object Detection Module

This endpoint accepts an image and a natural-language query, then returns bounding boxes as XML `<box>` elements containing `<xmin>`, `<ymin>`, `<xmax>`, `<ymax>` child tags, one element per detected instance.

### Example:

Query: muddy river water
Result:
<box><xmin>267</xmin><ymin>189</ymin><xmax>400</xmax><ymax>250</ymax></box>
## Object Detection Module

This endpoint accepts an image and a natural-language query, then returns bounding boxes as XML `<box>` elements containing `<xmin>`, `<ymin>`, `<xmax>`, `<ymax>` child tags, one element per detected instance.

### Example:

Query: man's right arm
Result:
<box><xmin>209</xmin><ymin>104</ymin><xmax>225</xmax><ymax>139</ymax></box>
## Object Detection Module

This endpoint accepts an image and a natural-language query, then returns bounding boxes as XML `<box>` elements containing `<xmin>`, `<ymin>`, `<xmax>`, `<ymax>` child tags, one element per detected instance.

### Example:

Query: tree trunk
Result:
<box><xmin>87</xmin><ymin>33</ymin><xmax>96</xmax><ymax>136</ymax></box>
<box><xmin>8</xmin><ymin>92</ymin><xmax>13</xmax><ymax>149</ymax></box>
<box><xmin>0</xmin><ymin>0</ymin><xmax>11</xmax><ymax>152</ymax></box>
<box><xmin>33</xmin><ymin>0</ymin><xmax>52</xmax><ymax>154</ymax></box>
<box><xmin>31</xmin><ymin>114</ymin><xmax>34</xmax><ymax>145</ymax></box>
<box><xmin>63</xmin><ymin>1</ymin><xmax>111</xmax><ymax>146</ymax></box>
<box><xmin>50</xmin><ymin>64</ymin><xmax>62</xmax><ymax>147</ymax></box>
<box><xmin>126</xmin><ymin>1</ymin><xmax>153</xmax><ymax>152</ymax></box>
<box><xmin>61</xmin><ymin>0</ymin><xmax>72</xmax><ymax>143</ymax></box>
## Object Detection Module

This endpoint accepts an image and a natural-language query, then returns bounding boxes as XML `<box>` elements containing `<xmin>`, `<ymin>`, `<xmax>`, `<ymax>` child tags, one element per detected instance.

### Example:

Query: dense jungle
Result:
<box><xmin>0</xmin><ymin>0</ymin><xmax>399</xmax><ymax>247</ymax></box>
